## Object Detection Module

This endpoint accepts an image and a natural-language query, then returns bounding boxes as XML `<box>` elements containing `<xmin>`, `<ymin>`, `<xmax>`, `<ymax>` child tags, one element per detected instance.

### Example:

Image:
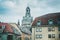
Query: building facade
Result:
<box><xmin>32</xmin><ymin>13</ymin><xmax>60</xmax><ymax>40</ymax></box>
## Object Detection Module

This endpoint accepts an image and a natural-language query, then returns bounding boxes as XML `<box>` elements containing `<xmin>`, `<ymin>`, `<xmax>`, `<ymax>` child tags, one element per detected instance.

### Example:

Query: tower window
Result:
<box><xmin>37</xmin><ymin>20</ymin><xmax>41</xmax><ymax>26</ymax></box>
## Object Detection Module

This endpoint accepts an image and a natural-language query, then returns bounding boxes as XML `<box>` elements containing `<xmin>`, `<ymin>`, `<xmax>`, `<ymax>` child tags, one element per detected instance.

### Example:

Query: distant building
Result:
<box><xmin>32</xmin><ymin>13</ymin><xmax>60</xmax><ymax>40</ymax></box>
<box><xmin>0</xmin><ymin>23</ymin><xmax>22</xmax><ymax>40</ymax></box>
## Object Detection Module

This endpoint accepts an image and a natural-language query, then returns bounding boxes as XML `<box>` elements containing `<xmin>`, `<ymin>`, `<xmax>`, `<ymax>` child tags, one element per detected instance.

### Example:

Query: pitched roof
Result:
<box><xmin>32</xmin><ymin>12</ymin><xmax>60</xmax><ymax>26</ymax></box>
<box><xmin>0</xmin><ymin>23</ymin><xmax>13</xmax><ymax>33</ymax></box>
<box><xmin>0</xmin><ymin>23</ymin><xmax>22</xmax><ymax>35</ymax></box>
<box><xmin>9</xmin><ymin>23</ymin><xmax>22</xmax><ymax>35</ymax></box>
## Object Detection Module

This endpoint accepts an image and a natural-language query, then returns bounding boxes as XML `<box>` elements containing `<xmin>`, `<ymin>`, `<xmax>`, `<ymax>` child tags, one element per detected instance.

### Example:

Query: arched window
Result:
<box><xmin>37</xmin><ymin>20</ymin><xmax>41</xmax><ymax>26</ymax></box>
<box><xmin>48</xmin><ymin>19</ymin><xmax>53</xmax><ymax>25</ymax></box>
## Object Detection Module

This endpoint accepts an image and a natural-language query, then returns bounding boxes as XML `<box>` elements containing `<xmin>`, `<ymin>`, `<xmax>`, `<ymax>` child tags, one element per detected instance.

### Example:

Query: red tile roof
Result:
<box><xmin>0</xmin><ymin>23</ymin><xmax>13</xmax><ymax>33</ymax></box>
<box><xmin>32</xmin><ymin>12</ymin><xmax>60</xmax><ymax>26</ymax></box>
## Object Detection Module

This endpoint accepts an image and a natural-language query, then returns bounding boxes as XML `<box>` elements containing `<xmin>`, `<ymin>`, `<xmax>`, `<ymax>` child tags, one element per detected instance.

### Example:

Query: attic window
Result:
<box><xmin>37</xmin><ymin>20</ymin><xmax>41</xmax><ymax>26</ymax></box>
<box><xmin>48</xmin><ymin>19</ymin><xmax>53</xmax><ymax>25</ymax></box>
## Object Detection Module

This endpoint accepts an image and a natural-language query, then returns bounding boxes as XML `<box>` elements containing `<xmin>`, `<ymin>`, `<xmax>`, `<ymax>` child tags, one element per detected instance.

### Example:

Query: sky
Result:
<box><xmin>0</xmin><ymin>0</ymin><xmax>60</xmax><ymax>24</ymax></box>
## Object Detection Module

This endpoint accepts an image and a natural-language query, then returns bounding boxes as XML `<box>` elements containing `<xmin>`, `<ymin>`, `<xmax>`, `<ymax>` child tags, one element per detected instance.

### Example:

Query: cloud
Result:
<box><xmin>47</xmin><ymin>0</ymin><xmax>60</xmax><ymax>7</ymax></box>
<box><xmin>0</xmin><ymin>0</ymin><xmax>17</xmax><ymax>14</ymax></box>
<box><xmin>1</xmin><ymin>1</ymin><xmax>16</xmax><ymax>8</ymax></box>
<box><xmin>0</xmin><ymin>0</ymin><xmax>60</xmax><ymax>23</ymax></box>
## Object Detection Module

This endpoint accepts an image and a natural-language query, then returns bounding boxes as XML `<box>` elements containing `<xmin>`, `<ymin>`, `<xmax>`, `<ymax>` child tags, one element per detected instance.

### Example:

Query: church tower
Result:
<box><xmin>22</xmin><ymin>6</ymin><xmax>33</xmax><ymax>29</ymax></box>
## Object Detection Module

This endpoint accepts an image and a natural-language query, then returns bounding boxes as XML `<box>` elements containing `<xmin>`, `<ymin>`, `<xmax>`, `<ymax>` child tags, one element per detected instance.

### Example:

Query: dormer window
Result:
<box><xmin>37</xmin><ymin>20</ymin><xmax>41</xmax><ymax>26</ymax></box>
<box><xmin>48</xmin><ymin>19</ymin><xmax>53</xmax><ymax>25</ymax></box>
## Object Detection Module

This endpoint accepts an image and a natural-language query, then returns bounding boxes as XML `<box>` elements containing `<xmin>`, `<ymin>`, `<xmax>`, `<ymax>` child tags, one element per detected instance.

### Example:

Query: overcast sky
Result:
<box><xmin>0</xmin><ymin>0</ymin><xmax>60</xmax><ymax>24</ymax></box>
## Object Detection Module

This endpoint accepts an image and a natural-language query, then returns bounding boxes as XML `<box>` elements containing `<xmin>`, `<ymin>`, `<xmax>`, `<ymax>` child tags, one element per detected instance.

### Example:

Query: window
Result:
<box><xmin>39</xmin><ymin>34</ymin><xmax>42</xmax><ymax>39</ymax></box>
<box><xmin>48</xmin><ymin>27</ymin><xmax>55</xmax><ymax>32</ymax></box>
<box><xmin>48</xmin><ymin>27</ymin><xmax>52</xmax><ymax>31</ymax></box>
<box><xmin>36</xmin><ymin>35</ymin><xmax>39</xmax><ymax>38</ymax></box>
<box><xmin>37</xmin><ymin>20</ymin><xmax>41</xmax><ymax>26</ymax></box>
<box><xmin>52</xmin><ymin>34</ymin><xmax>55</xmax><ymax>38</ymax></box>
<box><xmin>48</xmin><ymin>34</ymin><xmax>51</xmax><ymax>38</ymax></box>
<box><xmin>59</xmin><ymin>34</ymin><xmax>60</xmax><ymax>38</ymax></box>
<box><xmin>52</xmin><ymin>27</ymin><xmax>55</xmax><ymax>31</ymax></box>
<box><xmin>48</xmin><ymin>19</ymin><xmax>53</xmax><ymax>25</ymax></box>
<box><xmin>58</xmin><ymin>27</ymin><xmax>60</xmax><ymax>31</ymax></box>
<box><xmin>36</xmin><ymin>34</ymin><xmax>42</xmax><ymax>39</ymax></box>
<box><xmin>48</xmin><ymin>34</ymin><xmax>55</xmax><ymax>38</ymax></box>
<box><xmin>36</xmin><ymin>27</ymin><xmax>42</xmax><ymax>32</ymax></box>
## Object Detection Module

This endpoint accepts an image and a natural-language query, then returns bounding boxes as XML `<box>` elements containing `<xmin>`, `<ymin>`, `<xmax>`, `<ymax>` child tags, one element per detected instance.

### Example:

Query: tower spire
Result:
<box><xmin>18</xmin><ymin>19</ymin><xmax>20</xmax><ymax>25</ymax></box>
<box><xmin>25</xmin><ymin>6</ymin><xmax>31</xmax><ymax>17</ymax></box>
